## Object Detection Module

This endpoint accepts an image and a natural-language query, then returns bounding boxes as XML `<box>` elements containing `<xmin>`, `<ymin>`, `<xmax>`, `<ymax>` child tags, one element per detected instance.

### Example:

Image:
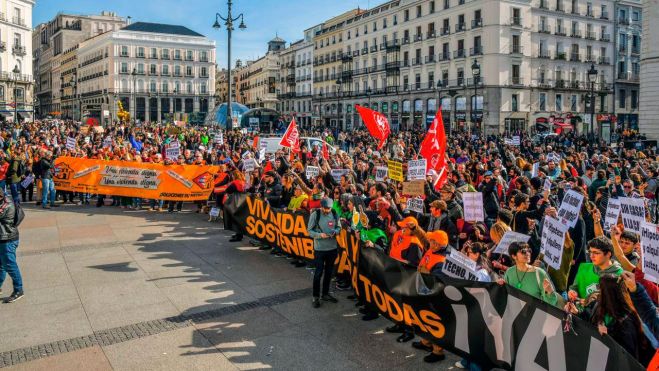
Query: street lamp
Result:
<box><xmin>11</xmin><ymin>65</ymin><xmax>19</xmax><ymax>123</ymax></box>
<box><xmin>587</xmin><ymin>63</ymin><xmax>598</xmax><ymax>138</ymax></box>
<box><xmin>213</xmin><ymin>0</ymin><xmax>246</xmax><ymax>129</ymax></box>
<box><xmin>471</xmin><ymin>60</ymin><xmax>481</xmax><ymax>134</ymax></box>
<box><xmin>436</xmin><ymin>79</ymin><xmax>443</xmax><ymax>109</ymax></box>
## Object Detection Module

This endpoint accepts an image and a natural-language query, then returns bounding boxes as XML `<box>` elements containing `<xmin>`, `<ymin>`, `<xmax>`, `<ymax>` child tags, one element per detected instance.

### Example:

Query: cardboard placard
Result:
<box><xmin>619</xmin><ymin>197</ymin><xmax>646</xmax><ymax>234</ymax></box>
<box><xmin>406</xmin><ymin>197</ymin><xmax>424</xmax><ymax>213</ymax></box>
<box><xmin>603</xmin><ymin>198</ymin><xmax>622</xmax><ymax>232</ymax></box>
<box><xmin>557</xmin><ymin>190</ymin><xmax>584</xmax><ymax>228</ymax></box>
<box><xmin>407</xmin><ymin>159</ymin><xmax>427</xmax><ymax>181</ymax></box>
<box><xmin>531</xmin><ymin>162</ymin><xmax>540</xmax><ymax>178</ymax></box>
<box><xmin>330</xmin><ymin>169</ymin><xmax>350</xmax><ymax>183</ymax></box>
<box><xmin>402</xmin><ymin>181</ymin><xmax>425</xmax><ymax>197</ymax></box>
<box><xmin>66</xmin><ymin>137</ymin><xmax>76</xmax><ymax>150</ymax></box>
<box><xmin>375</xmin><ymin>166</ymin><xmax>388</xmax><ymax>182</ymax></box>
<box><xmin>441</xmin><ymin>250</ymin><xmax>479</xmax><ymax>281</ymax></box>
<box><xmin>306</xmin><ymin>166</ymin><xmax>320</xmax><ymax>180</ymax></box>
<box><xmin>493</xmin><ymin>231</ymin><xmax>531</xmax><ymax>255</ymax></box>
<box><xmin>641</xmin><ymin>222</ymin><xmax>659</xmax><ymax>283</ymax></box>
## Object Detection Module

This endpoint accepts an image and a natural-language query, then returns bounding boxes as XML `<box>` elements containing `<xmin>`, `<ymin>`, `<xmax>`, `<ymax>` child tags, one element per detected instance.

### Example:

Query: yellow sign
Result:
<box><xmin>388</xmin><ymin>160</ymin><xmax>403</xmax><ymax>182</ymax></box>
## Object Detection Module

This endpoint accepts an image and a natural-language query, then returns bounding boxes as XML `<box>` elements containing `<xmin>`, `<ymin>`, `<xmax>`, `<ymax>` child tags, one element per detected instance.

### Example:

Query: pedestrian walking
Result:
<box><xmin>0</xmin><ymin>189</ymin><xmax>23</xmax><ymax>303</ymax></box>
<box><xmin>308</xmin><ymin>197</ymin><xmax>340</xmax><ymax>308</ymax></box>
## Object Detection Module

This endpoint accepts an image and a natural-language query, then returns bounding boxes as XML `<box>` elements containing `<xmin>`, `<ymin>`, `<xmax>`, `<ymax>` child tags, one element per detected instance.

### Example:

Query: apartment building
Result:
<box><xmin>308</xmin><ymin>0</ymin><xmax>617</xmax><ymax>136</ymax></box>
<box><xmin>614</xmin><ymin>0</ymin><xmax>641</xmax><ymax>131</ymax></box>
<box><xmin>0</xmin><ymin>0</ymin><xmax>33</xmax><ymax>122</ymax></box>
<box><xmin>236</xmin><ymin>37</ymin><xmax>284</xmax><ymax>111</ymax></box>
<box><xmin>32</xmin><ymin>11</ymin><xmax>126</xmax><ymax>118</ymax></box>
<box><xmin>75</xmin><ymin>22</ymin><xmax>216</xmax><ymax>123</ymax></box>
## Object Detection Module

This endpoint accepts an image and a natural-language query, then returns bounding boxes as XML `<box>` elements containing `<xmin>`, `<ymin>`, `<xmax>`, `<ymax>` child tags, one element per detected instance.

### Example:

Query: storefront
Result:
<box><xmin>597</xmin><ymin>114</ymin><xmax>617</xmax><ymax>143</ymax></box>
<box><xmin>616</xmin><ymin>113</ymin><xmax>638</xmax><ymax>131</ymax></box>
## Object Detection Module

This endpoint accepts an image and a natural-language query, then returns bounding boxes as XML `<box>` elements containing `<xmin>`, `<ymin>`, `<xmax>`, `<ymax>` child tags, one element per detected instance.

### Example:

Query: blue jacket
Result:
<box><xmin>630</xmin><ymin>284</ymin><xmax>659</xmax><ymax>346</ymax></box>
<box><xmin>129</xmin><ymin>135</ymin><xmax>143</xmax><ymax>152</ymax></box>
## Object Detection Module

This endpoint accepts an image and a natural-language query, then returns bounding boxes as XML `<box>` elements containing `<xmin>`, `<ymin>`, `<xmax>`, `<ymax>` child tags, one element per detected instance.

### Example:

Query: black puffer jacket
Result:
<box><xmin>0</xmin><ymin>199</ymin><xmax>18</xmax><ymax>241</ymax></box>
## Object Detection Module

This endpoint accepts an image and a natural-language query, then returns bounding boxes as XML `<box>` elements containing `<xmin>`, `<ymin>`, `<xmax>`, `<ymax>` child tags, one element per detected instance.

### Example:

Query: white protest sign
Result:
<box><xmin>306</xmin><ymin>166</ymin><xmax>320</xmax><ymax>179</ymax></box>
<box><xmin>603</xmin><ymin>198</ymin><xmax>622</xmax><ymax>231</ymax></box>
<box><xmin>557</xmin><ymin>190</ymin><xmax>584</xmax><ymax>228</ymax></box>
<box><xmin>241</xmin><ymin>150</ymin><xmax>251</xmax><ymax>160</ymax></box>
<box><xmin>462</xmin><ymin>192</ymin><xmax>484</xmax><ymax>222</ymax></box>
<box><xmin>375</xmin><ymin>166</ymin><xmax>388</xmax><ymax>182</ymax></box>
<box><xmin>330</xmin><ymin>169</ymin><xmax>349</xmax><ymax>183</ymax></box>
<box><xmin>209</xmin><ymin>207</ymin><xmax>220</xmax><ymax>217</ymax></box>
<box><xmin>441</xmin><ymin>250</ymin><xmax>479</xmax><ymax>281</ymax></box>
<box><xmin>493</xmin><ymin>231</ymin><xmax>531</xmax><ymax>255</ymax></box>
<box><xmin>512</xmin><ymin>136</ymin><xmax>521</xmax><ymax>146</ymax></box>
<box><xmin>504</xmin><ymin>138</ymin><xmax>513</xmax><ymax>145</ymax></box>
<box><xmin>102</xmin><ymin>136</ymin><xmax>112</xmax><ymax>148</ymax></box>
<box><xmin>541</xmin><ymin>216</ymin><xmax>568</xmax><ymax>270</ymax></box>
<box><xmin>619</xmin><ymin>197</ymin><xmax>646</xmax><ymax>234</ymax></box>
<box><xmin>165</xmin><ymin>141</ymin><xmax>180</xmax><ymax>160</ymax></box>
<box><xmin>66</xmin><ymin>136</ymin><xmax>76</xmax><ymax>150</ymax></box>
<box><xmin>215</xmin><ymin>132</ymin><xmax>224</xmax><ymax>145</ymax></box>
<box><xmin>543</xmin><ymin>178</ymin><xmax>552</xmax><ymax>193</ymax></box>
<box><xmin>407</xmin><ymin>159</ymin><xmax>427</xmax><ymax>181</ymax></box>
<box><xmin>406</xmin><ymin>197</ymin><xmax>424</xmax><ymax>214</ymax></box>
<box><xmin>531</xmin><ymin>162</ymin><xmax>540</xmax><ymax>178</ymax></box>
<box><xmin>641</xmin><ymin>222</ymin><xmax>659</xmax><ymax>283</ymax></box>
<box><xmin>243</xmin><ymin>158</ymin><xmax>256</xmax><ymax>173</ymax></box>
<box><xmin>20</xmin><ymin>174</ymin><xmax>34</xmax><ymax>188</ymax></box>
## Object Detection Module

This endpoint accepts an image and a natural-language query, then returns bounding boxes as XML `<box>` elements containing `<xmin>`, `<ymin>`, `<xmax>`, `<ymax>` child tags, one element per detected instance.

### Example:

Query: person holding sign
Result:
<box><xmin>499</xmin><ymin>242</ymin><xmax>564</xmax><ymax>307</ymax></box>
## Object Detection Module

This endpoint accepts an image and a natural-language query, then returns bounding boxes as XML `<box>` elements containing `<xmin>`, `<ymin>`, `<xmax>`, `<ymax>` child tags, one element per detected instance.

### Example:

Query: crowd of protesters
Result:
<box><xmin>1</xmin><ymin>118</ymin><xmax>659</xmax><ymax>368</ymax></box>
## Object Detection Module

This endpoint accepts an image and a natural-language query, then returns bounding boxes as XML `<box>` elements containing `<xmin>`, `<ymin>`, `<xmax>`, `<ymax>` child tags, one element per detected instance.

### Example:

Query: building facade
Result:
<box><xmin>237</xmin><ymin>37</ymin><xmax>284</xmax><ymax>110</ymax></box>
<box><xmin>0</xmin><ymin>0</ymin><xmax>33</xmax><ymax>122</ymax></box>
<box><xmin>32</xmin><ymin>11</ymin><xmax>126</xmax><ymax>119</ymax></box>
<box><xmin>640</xmin><ymin>0</ymin><xmax>659</xmax><ymax>139</ymax></box>
<box><xmin>215</xmin><ymin>68</ymin><xmax>228</xmax><ymax>104</ymax></box>
<box><xmin>614</xmin><ymin>0</ymin><xmax>641</xmax><ymax>131</ymax></box>
<box><xmin>75</xmin><ymin>22</ymin><xmax>216</xmax><ymax>124</ymax></box>
<box><xmin>310</xmin><ymin>0</ymin><xmax>616</xmax><ymax>136</ymax></box>
<box><xmin>294</xmin><ymin>26</ymin><xmax>320</xmax><ymax>129</ymax></box>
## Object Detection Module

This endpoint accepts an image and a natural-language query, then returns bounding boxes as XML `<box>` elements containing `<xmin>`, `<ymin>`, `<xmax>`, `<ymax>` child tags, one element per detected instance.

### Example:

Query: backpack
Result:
<box><xmin>14</xmin><ymin>203</ymin><xmax>24</xmax><ymax>227</ymax></box>
<box><xmin>309</xmin><ymin>208</ymin><xmax>338</xmax><ymax>233</ymax></box>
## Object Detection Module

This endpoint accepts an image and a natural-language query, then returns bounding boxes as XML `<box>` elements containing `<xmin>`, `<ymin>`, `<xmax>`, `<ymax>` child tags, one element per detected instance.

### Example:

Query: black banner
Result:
<box><xmin>225</xmin><ymin>194</ymin><xmax>644</xmax><ymax>371</ymax></box>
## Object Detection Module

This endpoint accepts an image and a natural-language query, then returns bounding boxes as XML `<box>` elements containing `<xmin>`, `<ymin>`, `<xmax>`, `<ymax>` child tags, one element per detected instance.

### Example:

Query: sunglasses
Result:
<box><xmin>624</xmin><ymin>186</ymin><xmax>632</xmax><ymax>189</ymax></box>
<box><xmin>519</xmin><ymin>248</ymin><xmax>531</xmax><ymax>254</ymax></box>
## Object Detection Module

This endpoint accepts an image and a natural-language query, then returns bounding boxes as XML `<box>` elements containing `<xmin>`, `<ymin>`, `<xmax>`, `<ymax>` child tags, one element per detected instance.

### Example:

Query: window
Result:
<box><xmin>151</xmin><ymin>48</ymin><xmax>157</xmax><ymax>59</ymax></box>
<box><xmin>186</xmin><ymin>66</ymin><xmax>193</xmax><ymax>76</ymax></box>
<box><xmin>187</xmin><ymin>82</ymin><xmax>192</xmax><ymax>93</ymax></box>
<box><xmin>150</xmin><ymin>81</ymin><xmax>157</xmax><ymax>93</ymax></box>
<box><xmin>571</xmin><ymin>94</ymin><xmax>577</xmax><ymax>111</ymax></box>
<box><xmin>121</xmin><ymin>45</ymin><xmax>128</xmax><ymax>56</ymax></box>
<box><xmin>373</xmin><ymin>22</ymin><xmax>377</xmax><ymax>32</ymax></box>
<box><xmin>162</xmin><ymin>48</ymin><xmax>170</xmax><ymax>59</ymax></box>
<box><xmin>512</xmin><ymin>94</ymin><xmax>518</xmax><ymax>112</ymax></box>
<box><xmin>383</xmin><ymin>18</ymin><xmax>387</xmax><ymax>28</ymax></box>
<box><xmin>121</xmin><ymin>62</ymin><xmax>128</xmax><ymax>73</ymax></box>
<box><xmin>201</xmin><ymin>67</ymin><xmax>207</xmax><ymax>77</ymax></box>
<box><xmin>174</xmin><ymin>49</ymin><xmax>181</xmax><ymax>59</ymax></box>
<box><xmin>444</xmin><ymin>0</ymin><xmax>449</xmax><ymax>9</ymax></box>
<box><xmin>137</xmin><ymin>47</ymin><xmax>144</xmax><ymax>57</ymax></box>
<box><xmin>137</xmin><ymin>63</ymin><xmax>144</xmax><ymax>74</ymax></box>
<box><xmin>404</xmin><ymin>9</ymin><xmax>409</xmax><ymax>21</ymax></box>
<box><xmin>631</xmin><ymin>90</ymin><xmax>638</xmax><ymax>109</ymax></box>
<box><xmin>619</xmin><ymin>89</ymin><xmax>626</xmax><ymax>109</ymax></box>
<box><xmin>186</xmin><ymin>50</ymin><xmax>193</xmax><ymax>60</ymax></box>
<box><xmin>417</xmin><ymin>5</ymin><xmax>422</xmax><ymax>17</ymax></box>
<box><xmin>175</xmin><ymin>65</ymin><xmax>181</xmax><ymax>76</ymax></box>
<box><xmin>539</xmin><ymin>93</ymin><xmax>546</xmax><ymax>111</ymax></box>
<box><xmin>393</xmin><ymin>15</ymin><xmax>398</xmax><ymax>25</ymax></box>
<box><xmin>150</xmin><ymin>64</ymin><xmax>156</xmax><ymax>74</ymax></box>
<box><xmin>162</xmin><ymin>81</ymin><xmax>168</xmax><ymax>93</ymax></box>
<box><xmin>430</xmin><ymin>1</ymin><xmax>435</xmax><ymax>13</ymax></box>
<box><xmin>162</xmin><ymin>65</ymin><xmax>169</xmax><ymax>75</ymax></box>
<box><xmin>556</xmin><ymin>94</ymin><xmax>562</xmax><ymax>111</ymax></box>
<box><xmin>201</xmin><ymin>51</ymin><xmax>208</xmax><ymax>62</ymax></box>
<box><xmin>201</xmin><ymin>83</ymin><xmax>207</xmax><ymax>94</ymax></box>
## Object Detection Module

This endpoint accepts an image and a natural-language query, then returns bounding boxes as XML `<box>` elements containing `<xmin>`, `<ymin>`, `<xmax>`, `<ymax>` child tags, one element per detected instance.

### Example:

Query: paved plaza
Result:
<box><xmin>0</xmin><ymin>204</ymin><xmax>459</xmax><ymax>370</ymax></box>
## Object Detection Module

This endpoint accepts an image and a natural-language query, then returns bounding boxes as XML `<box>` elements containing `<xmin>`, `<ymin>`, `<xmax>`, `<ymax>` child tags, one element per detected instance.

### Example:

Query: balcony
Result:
<box><xmin>136</xmin><ymin>53</ymin><xmax>146</xmax><ymax>59</ymax></box>
<box><xmin>555</xmin><ymin>52</ymin><xmax>567</xmax><ymax>60</ymax></box>
<box><xmin>402</xmin><ymin>37</ymin><xmax>410</xmax><ymax>45</ymax></box>
<box><xmin>352</xmin><ymin>50</ymin><xmax>360</xmax><ymax>56</ymax></box>
<box><xmin>470</xmin><ymin>46</ymin><xmax>483</xmax><ymax>56</ymax></box>
<box><xmin>570</xmin><ymin>53</ymin><xmax>581</xmax><ymax>62</ymax></box>
<box><xmin>425</xmin><ymin>55</ymin><xmax>436</xmax><ymax>63</ymax></box>
<box><xmin>161</xmin><ymin>55</ymin><xmax>170</xmax><ymax>60</ymax></box>
<box><xmin>510</xmin><ymin>17</ymin><xmax>522</xmax><ymax>27</ymax></box>
<box><xmin>161</xmin><ymin>71</ymin><xmax>171</xmax><ymax>76</ymax></box>
<box><xmin>632</xmin><ymin>47</ymin><xmax>641</xmax><ymax>55</ymax></box>
<box><xmin>538</xmin><ymin>25</ymin><xmax>551</xmax><ymax>34</ymax></box>
<box><xmin>426</xmin><ymin>30</ymin><xmax>436</xmax><ymax>39</ymax></box>
<box><xmin>455</xmin><ymin>23</ymin><xmax>467</xmax><ymax>33</ymax></box>
<box><xmin>601</xmin><ymin>33</ymin><xmax>611</xmax><ymax>42</ymax></box>
<box><xmin>555</xmin><ymin>27</ymin><xmax>566</xmax><ymax>36</ymax></box>
<box><xmin>411</xmin><ymin>58</ymin><xmax>422</xmax><ymax>66</ymax></box>
<box><xmin>454</xmin><ymin>49</ymin><xmax>466</xmax><ymax>59</ymax></box>
<box><xmin>537</xmin><ymin>49</ymin><xmax>551</xmax><ymax>59</ymax></box>
<box><xmin>385</xmin><ymin>61</ymin><xmax>401</xmax><ymax>71</ymax></box>
<box><xmin>370</xmin><ymin>45</ymin><xmax>378</xmax><ymax>52</ymax></box>
<box><xmin>471</xmin><ymin>18</ymin><xmax>483</xmax><ymax>29</ymax></box>
<box><xmin>361</xmin><ymin>47</ymin><xmax>368</xmax><ymax>54</ymax></box>
<box><xmin>569</xmin><ymin>80</ymin><xmax>581</xmax><ymax>89</ymax></box>
<box><xmin>414</xmin><ymin>34</ymin><xmax>423</xmax><ymax>42</ymax></box>
<box><xmin>150</xmin><ymin>54</ymin><xmax>158</xmax><ymax>59</ymax></box>
<box><xmin>12</xmin><ymin>45</ymin><xmax>26</xmax><ymax>56</ymax></box>
<box><xmin>510</xmin><ymin>45</ymin><xmax>523</xmax><ymax>55</ymax></box>
<box><xmin>509</xmin><ymin>77</ymin><xmax>524</xmax><ymax>86</ymax></box>
<box><xmin>600</xmin><ymin>11</ymin><xmax>609</xmax><ymax>20</ymax></box>
<box><xmin>555</xmin><ymin>79</ymin><xmax>568</xmax><ymax>89</ymax></box>
<box><xmin>12</xmin><ymin>17</ymin><xmax>25</xmax><ymax>26</ymax></box>
<box><xmin>585</xmin><ymin>31</ymin><xmax>596</xmax><ymax>40</ymax></box>
<box><xmin>173</xmin><ymin>55</ymin><xmax>182</xmax><ymax>61</ymax></box>
<box><xmin>571</xmin><ymin>30</ymin><xmax>582</xmax><ymax>38</ymax></box>
<box><xmin>341</xmin><ymin>53</ymin><xmax>353</xmax><ymax>62</ymax></box>
<box><xmin>598</xmin><ymin>56</ymin><xmax>611</xmax><ymax>65</ymax></box>
<box><xmin>619</xmin><ymin>17</ymin><xmax>630</xmax><ymax>25</ymax></box>
<box><xmin>385</xmin><ymin>39</ymin><xmax>400</xmax><ymax>50</ymax></box>
<box><xmin>200</xmin><ymin>57</ymin><xmax>209</xmax><ymax>63</ymax></box>
<box><xmin>440</xmin><ymin>28</ymin><xmax>450</xmax><ymax>36</ymax></box>
<box><xmin>539</xmin><ymin>2</ymin><xmax>549</xmax><ymax>10</ymax></box>
<box><xmin>438</xmin><ymin>52</ymin><xmax>450</xmax><ymax>61</ymax></box>
<box><xmin>618</xmin><ymin>46</ymin><xmax>627</xmax><ymax>54</ymax></box>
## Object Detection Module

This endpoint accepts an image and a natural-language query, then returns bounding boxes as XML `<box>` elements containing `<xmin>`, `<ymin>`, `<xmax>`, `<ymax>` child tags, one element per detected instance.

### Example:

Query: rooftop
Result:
<box><xmin>121</xmin><ymin>22</ymin><xmax>205</xmax><ymax>37</ymax></box>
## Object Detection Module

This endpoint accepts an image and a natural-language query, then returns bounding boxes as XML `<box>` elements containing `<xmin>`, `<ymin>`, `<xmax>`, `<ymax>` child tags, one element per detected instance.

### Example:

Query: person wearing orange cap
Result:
<box><xmin>386</xmin><ymin>216</ymin><xmax>425</xmax><ymax>343</ymax></box>
<box><xmin>413</xmin><ymin>230</ymin><xmax>449</xmax><ymax>363</ymax></box>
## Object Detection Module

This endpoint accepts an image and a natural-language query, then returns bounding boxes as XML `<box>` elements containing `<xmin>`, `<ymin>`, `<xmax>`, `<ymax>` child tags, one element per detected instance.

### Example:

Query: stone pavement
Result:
<box><xmin>0</xmin><ymin>203</ymin><xmax>461</xmax><ymax>370</ymax></box>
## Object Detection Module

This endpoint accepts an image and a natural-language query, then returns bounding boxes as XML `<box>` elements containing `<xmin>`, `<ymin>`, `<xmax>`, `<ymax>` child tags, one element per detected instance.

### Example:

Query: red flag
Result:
<box><xmin>355</xmin><ymin>105</ymin><xmax>390</xmax><ymax>150</ymax></box>
<box><xmin>252</xmin><ymin>135</ymin><xmax>259</xmax><ymax>151</ymax></box>
<box><xmin>322</xmin><ymin>141</ymin><xmax>329</xmax><ymax>160</ymax></box>
<box><xmin>279</xmin><ymin>118</ymin><xmax>300</xmax><ymax>152</ymax></box>
<box><xmin>420</xmin><ymin>109</ymin><xmax>448</xmax><ymax>189</ymax></box>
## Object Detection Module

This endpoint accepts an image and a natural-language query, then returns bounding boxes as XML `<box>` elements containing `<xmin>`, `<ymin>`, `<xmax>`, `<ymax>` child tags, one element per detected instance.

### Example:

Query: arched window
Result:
<box><xmin>455</xmin><ymin>96</ymin><xmax>467</xmax><ymax>111</ymax></box>
<box><xmin>471</xmin><ymin>95</ymin><xmax>483</xmax><ymax>110</ymax></box>
<box><xmin>402</xmin><ymin>99</ymin><xmax>410</xmax><ymax>113</ymax></box>
<box><xmin>427</xmin><ymin>98</ymin><xmax>437</xmax><ymax>113</ymax></box>
<box><xmin>414</xmin><ymin>99</ymin><xmax>423</xmax><ymax>112</ymax></box>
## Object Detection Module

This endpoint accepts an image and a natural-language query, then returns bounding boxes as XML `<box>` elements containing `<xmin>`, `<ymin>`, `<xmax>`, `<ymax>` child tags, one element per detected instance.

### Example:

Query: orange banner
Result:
<box><xmin>53</xmin><ymin>157</ymin><xmax>221</xmax><ymax>201</ymax></box>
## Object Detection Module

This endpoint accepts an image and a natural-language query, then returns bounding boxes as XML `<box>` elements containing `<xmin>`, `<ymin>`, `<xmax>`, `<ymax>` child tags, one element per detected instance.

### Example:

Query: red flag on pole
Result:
<box><xmin>355</xmin><ymin>105</ymin><xmax>390</xmax><ymax>150</ymax></box>
<box><xmin>322</xmin><ymin>141</ymin><xmax>329</xmax><ymax>160</ymax></box>
<box><xmin>419</xmin><ymin>108</ymin><xmax>448</xmax><ymax>188</ymax></box>
<box><xmin>279</xmin><ymin>118</ymin><xmax>300</xmax><ymax>152</ymax></box>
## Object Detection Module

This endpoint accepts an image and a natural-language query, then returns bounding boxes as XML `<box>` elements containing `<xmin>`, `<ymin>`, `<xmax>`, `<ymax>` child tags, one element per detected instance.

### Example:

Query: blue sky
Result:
<box><xmin>34</xmin><ymin>0</ymin><xmax>374</xmax><ymax>68</ymax></box>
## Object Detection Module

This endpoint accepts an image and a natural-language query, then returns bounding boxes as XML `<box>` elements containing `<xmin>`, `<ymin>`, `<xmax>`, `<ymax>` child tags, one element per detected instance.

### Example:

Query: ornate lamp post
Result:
<box><xmin>587</xmin><ymin>63</ymin><xmax>598</xmax><ymax>138</ymax></box>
